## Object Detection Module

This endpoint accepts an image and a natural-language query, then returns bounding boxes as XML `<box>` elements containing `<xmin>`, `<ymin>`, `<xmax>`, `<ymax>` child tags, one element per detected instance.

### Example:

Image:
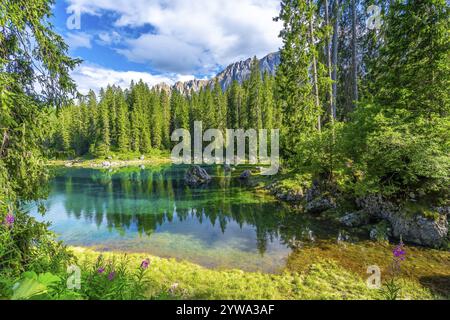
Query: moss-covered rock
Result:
<box><xmin>357</xmin><ymin>195</ymin><xmax>449</xmax><ymax>248</ymax></box>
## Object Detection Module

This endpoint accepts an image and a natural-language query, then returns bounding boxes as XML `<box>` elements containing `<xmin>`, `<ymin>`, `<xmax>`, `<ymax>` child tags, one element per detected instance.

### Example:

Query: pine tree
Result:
<box><xmin>202</xmin><ymin>85</ymin><xmax>216</xmax><ymax>129</ymax></box>
<box><xmin>346</xmin><ymin>0</ymin><xmax>450</xmax><ymax>196</ymax></box>
<box><xmin>87</xmin><ymin>90</ymin><xmax>98</xmax><ymax>149</ymax></box>
<box><xmin>351</xmin><ymin>0</ymin><xmax>359</xmax><ymax>106</ymax></box>
<box><xmin>96</xmin><ymin>91</ymin><xmax>111</xmax><ymax>156</ymax></box>
<box><xmin>150</xmin><ymin>90</ymin><xmax>163</xmax><ymax>150</ymax></box>
<box><xmin>170</xmin><ymin>90</ymin><xmax>189</xmax><ymax>131</ymax></box>
<box><xmin>104</xmin><ymin>86</ymin><xmax>117</xmax><ymax>146</ymax></box>
<box><xmin>247</xmin><ymin>56</ymin><xmax>262</xmax><ymax>129</ymax></box>
<box><xmin>227</xmin><ymin>80</ymin><xmax>244</xmax><ymax>129</ymax></box>
<box><xmin>373</xmin><ymin>0</ymin><xmax>449</xmax><ymax>117</ymax></box>
<box><xmin>261</xmin><ymin>72</ymin><xmax>275</xmax><ymax>130</ymax></box>
<box><xmin>58</xmin><ymin>107</ymin><xmax>72</xmax><ymax>153</ymax></box>
<box><xmin>139</xmin><ymin>82</ymin><xmax>152</xmax><ymax>154</ymax></box>
<box><xmin>275</xmin><ymin>0</ymin><xmax>325</xmax><ymax>160</ymax></box>
<box><xmin>160</xmin><ymin>90</ymin><xmax>171</xmax><ymax>149</ymax></box>
<box><xmin>331</xmin><ymin>0</ymin><xmax>340</xmax><ymax>120</ymax></box>
<box><xmin>130</xmin><ymin>105</ymin><xmax>140</xmax><ymax>152</ymax></box>
<box><xmin>116</xmin><ymin>88</ymin><xmax>130</xmax><ymax>153</ymax></box>
<box><xmin>213</xmin><ymin>79</ymin><xmax>227</xmax><ymax>131</ymax></box>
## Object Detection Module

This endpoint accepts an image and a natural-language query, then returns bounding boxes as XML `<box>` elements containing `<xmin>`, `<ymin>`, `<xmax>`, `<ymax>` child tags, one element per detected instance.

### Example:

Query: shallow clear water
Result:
<box><xmin>30</xmin><ymin>165</ymin><xmax>340</xmax><ymax>272</ymax></box>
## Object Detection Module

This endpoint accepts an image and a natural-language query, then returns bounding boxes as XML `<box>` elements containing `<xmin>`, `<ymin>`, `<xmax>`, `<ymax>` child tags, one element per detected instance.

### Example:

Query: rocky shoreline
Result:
<box><xmin>48</xmin><ymin>157</ymin><xmax>171</xmax><ymax>169</ymax></box>
<box><xmin>266</xmin><ymin>178</ymin><xmax>449</xmax><ymax>249</ymax></box>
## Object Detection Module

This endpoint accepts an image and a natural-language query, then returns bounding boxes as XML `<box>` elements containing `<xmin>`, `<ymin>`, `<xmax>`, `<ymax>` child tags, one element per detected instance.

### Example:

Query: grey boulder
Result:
<box><xmin>184</xmin><ymin>166</ymin><xmax>211</xmax><ymax>186</ymax></box>
<box><xmin>305</xmin><ymin>197</ymin><xmax>336</xmax><ymax>214</ymax></box>
<box><xmin>340</xmin><ymin>210</ymin><xmax>371</xmax><ymax>227</ymax></box>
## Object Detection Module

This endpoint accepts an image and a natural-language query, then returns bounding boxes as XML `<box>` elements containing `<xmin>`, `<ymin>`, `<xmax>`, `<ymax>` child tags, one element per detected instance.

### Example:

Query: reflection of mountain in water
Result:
<box><xmin>47</xmin><ymin>166</ymin><xmax>337</xmax><ymax>254</ymax></box>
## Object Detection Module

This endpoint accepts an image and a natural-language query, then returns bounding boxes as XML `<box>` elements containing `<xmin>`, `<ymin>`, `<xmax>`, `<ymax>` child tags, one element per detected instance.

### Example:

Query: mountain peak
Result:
<box><xmin>153</xmin><ymin>52</ymin><xmax>280</xmax><ymax>94</ymax></box>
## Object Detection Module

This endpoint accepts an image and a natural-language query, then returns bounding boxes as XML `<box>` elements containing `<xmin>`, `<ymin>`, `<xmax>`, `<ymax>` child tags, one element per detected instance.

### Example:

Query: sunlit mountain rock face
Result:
<box><xmin>153</xmin><ymin>52</ymin><xmax>280</xmax><ymax>94</ymax></box>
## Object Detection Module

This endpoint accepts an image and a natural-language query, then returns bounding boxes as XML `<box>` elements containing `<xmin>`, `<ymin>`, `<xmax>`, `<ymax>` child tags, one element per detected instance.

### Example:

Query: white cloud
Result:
<box><xmin>65</xmin><ymin>32</ymin><xmax>92</xmax><ymax>50</ymax></box>
<box><xmin>116</xmin><ymin>34</ymin><xmax>208</xmax><ymax>74</ymax></box>
<box><xmin>71</xmin><ymin>64</ymin><xmax>193</xmax><ymax>94</ymax></box>
<box><xmin>97</xmin><ymin>31</ymin><xmax>121</xmax><ymax>45</ymax></box>
<box><xmin>65</xmin><ymin>0</ymin><xmax>282</xmax><ymax>74</ymax></box>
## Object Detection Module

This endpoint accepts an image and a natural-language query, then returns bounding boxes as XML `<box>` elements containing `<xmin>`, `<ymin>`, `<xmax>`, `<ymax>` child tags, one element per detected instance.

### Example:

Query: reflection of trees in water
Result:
<box><xmin>54</xmin><ymin>167</ymin><xmax>332</xmax><ymax>254</ymax></box>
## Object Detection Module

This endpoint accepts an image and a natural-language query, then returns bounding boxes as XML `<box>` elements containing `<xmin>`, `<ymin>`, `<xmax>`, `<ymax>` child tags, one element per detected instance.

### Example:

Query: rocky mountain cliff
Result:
<box><xmin>153</xmin><ymin>52</ymin><xmax>280</xmax><ymax>95</ymax></box>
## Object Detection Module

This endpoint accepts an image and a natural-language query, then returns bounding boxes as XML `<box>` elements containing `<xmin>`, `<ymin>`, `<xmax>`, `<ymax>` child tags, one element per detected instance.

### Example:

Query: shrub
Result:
<box><xmin>339</xmin><ymin>106</ymin><xmax>450</xmax><ymax>198</ymax></box>
<box><xmin>8</xmin><ymin>255</ymin><xmax>152</xmax><ymax>300</ymax></box>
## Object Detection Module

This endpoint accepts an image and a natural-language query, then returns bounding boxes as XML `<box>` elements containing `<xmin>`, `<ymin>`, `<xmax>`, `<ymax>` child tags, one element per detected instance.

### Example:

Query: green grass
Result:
<box><xmin>70</xmin><ymin>247</ymin><xmax>441</xmax><ymax>300</ymax></box>
<box><xmin>285</xmin><ymin>240</ymin><xmax>450</xmax><ymax>299</ymax></box>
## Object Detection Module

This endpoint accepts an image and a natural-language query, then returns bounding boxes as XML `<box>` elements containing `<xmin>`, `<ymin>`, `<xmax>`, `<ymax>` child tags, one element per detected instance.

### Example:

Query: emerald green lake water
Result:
<box><xmin>31</xmin><ymin>165</ymin><xmax>341</xmax><ymax>272</ymax></box>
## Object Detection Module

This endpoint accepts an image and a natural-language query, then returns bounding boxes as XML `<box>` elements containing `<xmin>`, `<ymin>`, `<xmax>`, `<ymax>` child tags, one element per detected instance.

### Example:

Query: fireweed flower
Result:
<box><xmin>141</xmin><ymin>258</ymin><xmax>150</xmax><ymax>270</ymax></box>
<box><xmin>97</xmin><ymin>267</ymin><xmax>105</xmax><ymax>274</ymax></box>
<box><xmin>108</xmin><ymin>271</ymin><xmax>116</xmax><ymax>281</ymax></box>
<box><xmin>390</xmin><ymin>240</ymin><xmax>407</xmax><ymax>277</ymax></box>
<box><xmin>393</xmin><ymin>243</ymin><xmax>406</xmax><ymax>261</ymax></box>
<box><xmin>4</xmin><ymin>212</ymin><xmax>14</xmax><ymax>227</ymax></box>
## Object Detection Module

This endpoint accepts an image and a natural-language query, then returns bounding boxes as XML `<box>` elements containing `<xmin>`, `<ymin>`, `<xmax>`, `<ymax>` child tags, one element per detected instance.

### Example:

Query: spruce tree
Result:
<box><xmin>96</xmin><ymin>91</ymin><xmax>111</xmax><ymax>157</ymax></box>
<box><xmin>150</xmin><ymin>90</ymin><xmax>163</xmax><ymax>150</ymax></box>
<box><xmin>347</xmin><ymin>0</ymin><xmax>450</xmax><ymax>196</ymax></box>
<box><xmin>374</xmin><ymin>0</ymin><xmax>449</xmax><ymax>117</ymax></box>
<box><xmin>275</xmin><ymin>0</ymin><xmax>325</xmax><ymax>160</ymax></box>
<box><xmin>247</xmin><ymin>56</ymin><xmax>262</xmax><ymax>129</ymax></box>
<box><xmin>227</xmin><ymin>80</ymin><xmax>244</xmax><ymax>129</ymax></box>
<box><xmin>160</xmin><ymin>90</ymin><xmax>171</xmax><ymax>149</ymax></box>
<box><xmin>261</xmin><ymin>72</ymin><xmax>275</xmax><ymax>130</ymax></box>
<box><xmin>213</xmin><ymin>79</ymin><xmax>227</xmax><ymax>131</ymax></box>
<box><xmin>116</xmin><ymin>88</ymin><xmax>130</xmax><ymax>153</ymax></box>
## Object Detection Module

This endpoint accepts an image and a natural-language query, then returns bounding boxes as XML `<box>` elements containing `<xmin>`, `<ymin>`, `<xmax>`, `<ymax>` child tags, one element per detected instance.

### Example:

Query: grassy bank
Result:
<box><xmin>70</xmin><ymin>246</ymin><xmax>445</xmax><ymax>300</ymax></box>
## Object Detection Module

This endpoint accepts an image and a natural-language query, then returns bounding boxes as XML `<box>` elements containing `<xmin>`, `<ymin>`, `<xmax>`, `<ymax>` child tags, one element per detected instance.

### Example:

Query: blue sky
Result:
<box><xmin>52</xmin><ymin>0</ymin><xmax>282</xmax><ymax>94</ymax></box>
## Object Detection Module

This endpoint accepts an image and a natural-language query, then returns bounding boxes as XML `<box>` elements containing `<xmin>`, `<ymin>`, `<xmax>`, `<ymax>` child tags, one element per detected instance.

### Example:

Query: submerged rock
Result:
<box><xmin>340</xmin><ymin>210</ymin><xmax>371</xmax><ymax>227</ymax></box>
<box><xmin>184</xmin><ymin>166</ymin><xmax>211</xmax><ymax>186</ymax></box>
<box><xmin>239</xmin><ymin>170</ymin><xmax>252</xmax><ymax>180</ymax></box>
<box><xmin>305</xmin><ymin>197</ymin><xmax>336</xmax><ymax>214</ymax></box>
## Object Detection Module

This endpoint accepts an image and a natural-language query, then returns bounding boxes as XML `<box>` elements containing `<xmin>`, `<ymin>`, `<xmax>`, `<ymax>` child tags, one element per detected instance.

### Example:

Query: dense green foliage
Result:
<box><xmin>341</xmin><ymin>0</ymin><xmax>449</xmax><ymax>197</ymax></box>
<box><xmin>49</xmin><ymin>61</ymin><xmax>280</xmax><ymax>159</ymax></box>
<box><xmin>50</xmin><ymin>0</ymin><xmax>449</xmax><ymax>201</ymax></box>
<box><xmin>0</xmin><ymin>0</ymin><xmax>78</xmax><ymax>295</ymax></box>
<box><xmin>5</xmin><ymin>254</ymin><xmax>152</xmax><ymax>300</ymax></box>
<box><xmin>0</xmin><ymin>0</ymin><xmax>79</xmax><ymax>203</ymax></box>
<box><xmin>0</xmin><ymin>0</ymin><xmax>449</xmax><ymax>301</ymax></box>
<box><xmin>276</xmin><ymin>0</ymin><xmax>449</xmax><ymax>199</ymax></box>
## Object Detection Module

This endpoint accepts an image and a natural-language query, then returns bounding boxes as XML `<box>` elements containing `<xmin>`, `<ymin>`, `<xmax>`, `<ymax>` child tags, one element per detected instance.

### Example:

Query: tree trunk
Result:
<box><xmin>331</xmin><ymin>0</ymin><xmax>339</xmax><ymax>120</ymax></box>
<box><xmin>308</xmin><ymin>0</ymin><xmax>321</xmax><ymax>132</ymax></box>
<box><xmin>325</xmin><ymin>0</ymin><xmax>334</xmax><ymax>123</ymax></box>
<box><xmin>351</xmin><ymin>0</ymin><xmax>358</xmax><ymax>106</ymax></box>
